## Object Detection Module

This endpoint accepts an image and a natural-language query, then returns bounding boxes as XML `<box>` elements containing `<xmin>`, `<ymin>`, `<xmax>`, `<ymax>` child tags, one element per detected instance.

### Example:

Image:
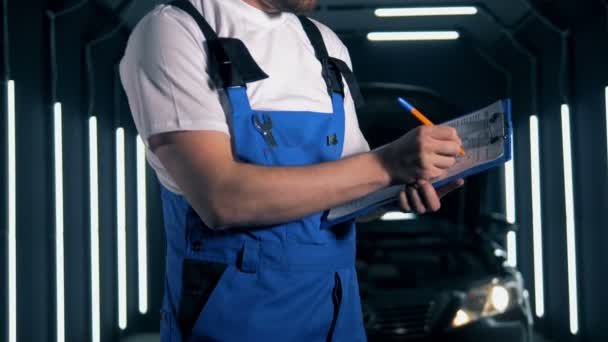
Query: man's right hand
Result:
<box><xmin>374</xmin><ymin>125</ymin><xmax>464</xmax><ymax>214</ymax></box>
<box><xmin>375</xmin><ymin>125</ymin><xmax>463</xmax><ymax>185</ymax></box>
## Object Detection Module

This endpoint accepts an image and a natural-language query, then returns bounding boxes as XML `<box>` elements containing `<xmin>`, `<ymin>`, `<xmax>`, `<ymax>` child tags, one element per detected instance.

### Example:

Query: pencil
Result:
<box><xmin>397</xmin><ymin>97</ymin><xmax>465</xmax><ymax>156</ymax></box>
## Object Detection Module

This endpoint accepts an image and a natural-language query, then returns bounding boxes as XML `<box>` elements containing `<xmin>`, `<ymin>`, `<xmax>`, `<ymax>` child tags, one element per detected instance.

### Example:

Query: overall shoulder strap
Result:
<box><xmin>297</xmin><ymin>16</ymin><xmax>365</xmax><ymax>109</ymax></box>
<box><xmin>297</xmin><ymin>16</ymin><xmax>330</xmax><ymax>62</ymax></box>
<box><xmin>169</xmin><ymin>0</ymin><xmax>218</xmax><ymax>41</ymax></box>
<box><xmin>169</xmin><ymin>0</ymin><xmax>268</xmax><ymax>88</ymax></box>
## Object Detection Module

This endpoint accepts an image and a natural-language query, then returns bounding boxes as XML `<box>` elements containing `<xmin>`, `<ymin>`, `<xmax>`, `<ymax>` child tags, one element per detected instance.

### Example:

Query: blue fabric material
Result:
<box><xmin>159</xmin><ymin>84</ymin><xmax>366</xmax><ymax>341</ymax></box>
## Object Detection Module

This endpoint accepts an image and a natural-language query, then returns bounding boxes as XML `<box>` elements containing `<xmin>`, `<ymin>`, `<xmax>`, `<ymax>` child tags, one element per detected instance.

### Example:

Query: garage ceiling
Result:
<box><xmin>95</xmin><ymin>0</ymin><xmax>534</xmax><ymax>48</ymax></box>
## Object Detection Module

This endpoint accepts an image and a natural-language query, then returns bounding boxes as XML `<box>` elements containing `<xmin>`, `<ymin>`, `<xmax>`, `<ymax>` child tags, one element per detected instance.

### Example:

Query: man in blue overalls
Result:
<box><xmin>119</xmin><ymin>0</ymin><xmax>464</xmax><ymax>340</ymax></box>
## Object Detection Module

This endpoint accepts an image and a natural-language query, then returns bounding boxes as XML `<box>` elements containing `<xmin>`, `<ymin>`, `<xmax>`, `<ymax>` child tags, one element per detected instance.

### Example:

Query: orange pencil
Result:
<box><xmin>398</xmin><ymin>97</ymin><xmax>465</xmax><ymax>156</ymax></box>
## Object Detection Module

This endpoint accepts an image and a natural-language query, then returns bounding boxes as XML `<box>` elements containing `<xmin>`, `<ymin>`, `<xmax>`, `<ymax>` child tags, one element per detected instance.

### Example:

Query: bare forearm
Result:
<box><xmin>151</xmin><ymin>125</ymin><xmax>462</xmax><ymax>230</ymax></box>
<box><xmin>207</xmin><ymin>152</ymin><xmax>390</xmax><ymax>228</ymax></box>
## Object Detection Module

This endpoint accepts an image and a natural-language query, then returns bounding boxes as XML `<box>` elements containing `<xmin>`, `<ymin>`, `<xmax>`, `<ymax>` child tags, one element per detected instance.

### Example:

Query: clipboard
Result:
<box><xmin>323</xmin><ymin>99</ymin><xmax>513</xmax><ymax>227</ymax></box>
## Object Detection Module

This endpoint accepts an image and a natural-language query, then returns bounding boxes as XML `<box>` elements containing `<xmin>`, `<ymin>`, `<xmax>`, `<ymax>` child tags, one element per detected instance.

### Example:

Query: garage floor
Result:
<box><xmin>535</xmin><ymin>332</ymin><xmax>553</xmax><ymax>342</ymax></box>
<box><xmin>122</xmin><ymin>334</ymin><xmax>159</xmax><ymax>342</ymax></box>
<box><xmin>122</xmin><ymin>332</ymin><xmax>555</xmax><ymax>341</ymax></box>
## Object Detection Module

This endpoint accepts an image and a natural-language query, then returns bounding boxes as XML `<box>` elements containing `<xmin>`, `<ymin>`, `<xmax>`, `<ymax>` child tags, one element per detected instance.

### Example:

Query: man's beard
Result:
<box><xmin>260</xmin><ymin>0</ymin><xmax>317</xmax><ymax>13</ymax></box>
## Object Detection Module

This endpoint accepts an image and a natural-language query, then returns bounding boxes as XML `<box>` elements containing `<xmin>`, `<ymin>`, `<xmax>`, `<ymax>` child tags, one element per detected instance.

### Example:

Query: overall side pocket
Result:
<box><xmin>327</xmin><ymin>272</ymin><xmax>343</xmax><ymax>342</ymax></box>
<box><xmin>177</xmin><ymin>259</ymin><xmax>228</xmax><ymax>338</ymax></box>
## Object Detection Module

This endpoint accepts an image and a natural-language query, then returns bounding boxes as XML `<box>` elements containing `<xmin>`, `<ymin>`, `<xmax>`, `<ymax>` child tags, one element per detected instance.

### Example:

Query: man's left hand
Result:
<box><xmin>355</xmin><ymin>178</ymin><xmax>465</xmax><ymax>223</ymax></box>
<box><xmin>398</xmin><ymin>179</ymin><xmax>465</xmax><ymax>214</ymax></box>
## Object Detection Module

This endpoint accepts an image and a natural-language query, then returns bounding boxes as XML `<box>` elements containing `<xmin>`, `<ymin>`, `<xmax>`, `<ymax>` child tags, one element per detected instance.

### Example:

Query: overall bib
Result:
<box><xmin>159</xmin><ymin>1</ymin><xmax>367</xmax><ymax>341</ymax></box>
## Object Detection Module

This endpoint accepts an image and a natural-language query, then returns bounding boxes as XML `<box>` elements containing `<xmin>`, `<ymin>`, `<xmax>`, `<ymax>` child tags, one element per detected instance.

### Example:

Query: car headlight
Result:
<box><xmin>450</xmin><ymin>277</ymin><xmax>523</xmax><ymax>328</ymax></box>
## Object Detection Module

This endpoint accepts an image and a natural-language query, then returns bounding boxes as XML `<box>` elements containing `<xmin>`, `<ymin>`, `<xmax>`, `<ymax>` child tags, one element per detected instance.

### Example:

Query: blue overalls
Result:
<box><xmin>159</xmin><ymin>1</ymin><xmax>367</xmax><ymax>341</ymax></box>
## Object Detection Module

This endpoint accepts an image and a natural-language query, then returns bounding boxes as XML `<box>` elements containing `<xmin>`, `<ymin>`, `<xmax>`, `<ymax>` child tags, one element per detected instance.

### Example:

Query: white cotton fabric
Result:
<box><xmin>119</xmin><ymin>0</ymin><xmax>370</xmax><ymax>194</ymax></box>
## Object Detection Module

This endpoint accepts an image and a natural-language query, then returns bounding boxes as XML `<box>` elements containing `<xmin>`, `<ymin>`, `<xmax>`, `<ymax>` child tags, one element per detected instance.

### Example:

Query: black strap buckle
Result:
<box><xmin>321</xmin><ymin>58</ymin><xmax>333</xmax><ymax>90</ymax></box>
<box><xmin>321</xmin><ymin>58</ymin><xmax>344</xmax><ymax>96</ymax></box>
<box><xmin>170</xmin><ymin>0</ymin><xmax>268</xmax><ymax>89</ymax></box>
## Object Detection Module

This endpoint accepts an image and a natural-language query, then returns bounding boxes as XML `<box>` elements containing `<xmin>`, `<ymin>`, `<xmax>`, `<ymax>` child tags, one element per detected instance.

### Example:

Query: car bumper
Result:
<box><xmin>368</xmin><ymin>312</ymin><xmax>533</xmax><ymax>342</ymax></box>
<box><xmin>438</xmin><ymin>317</ymin><xmax>532</xmax><ymax>342</ymax></box>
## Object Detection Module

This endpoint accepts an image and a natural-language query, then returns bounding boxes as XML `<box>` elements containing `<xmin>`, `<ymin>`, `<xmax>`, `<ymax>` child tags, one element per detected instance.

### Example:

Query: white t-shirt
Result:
<box><xmin>119</xmin><ymin>0</ymin><xmax>370</xmax><ymax>195</ymax></box>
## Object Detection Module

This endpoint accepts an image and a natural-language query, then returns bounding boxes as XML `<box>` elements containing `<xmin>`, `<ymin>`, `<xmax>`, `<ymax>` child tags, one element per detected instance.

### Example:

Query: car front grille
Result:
<box><xmin>365</xmin><ymin>301</ymin><xmax>435</xmax><ymax>340</ymax></box>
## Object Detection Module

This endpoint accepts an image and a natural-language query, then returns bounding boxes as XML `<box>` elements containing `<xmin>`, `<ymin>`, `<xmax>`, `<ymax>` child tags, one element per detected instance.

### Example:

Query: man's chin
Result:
<box><xmin>260</xmin><ymin>0</ymin><xmax>317</xmax><ymax>14</ymax></box>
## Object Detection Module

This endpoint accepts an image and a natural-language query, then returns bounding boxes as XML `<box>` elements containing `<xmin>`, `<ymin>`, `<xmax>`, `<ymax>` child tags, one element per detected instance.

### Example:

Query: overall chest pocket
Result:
<box><xmin>249</xmin><ymin>112</ymin><xmax>340</xmax><ymax>167</ymax></box>
<box><xmin>263</xmin><ymin>145</ymin><xmax>331</xmax><ymax>166</ymax></box>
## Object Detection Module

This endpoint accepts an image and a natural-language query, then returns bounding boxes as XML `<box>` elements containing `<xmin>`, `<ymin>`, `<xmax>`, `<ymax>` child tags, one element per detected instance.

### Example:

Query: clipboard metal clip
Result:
<box><xmin>488</xmin><ymin>112</ymin><xmax>509</xmax><ymax>144</ymax></box>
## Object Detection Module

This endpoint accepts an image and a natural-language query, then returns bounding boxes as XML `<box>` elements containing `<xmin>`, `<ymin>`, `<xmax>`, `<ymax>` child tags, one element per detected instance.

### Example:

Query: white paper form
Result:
<box><xmin>326</xmin><ymin>100</ymin><xmax>509</xmax><ymax>222</ymax></box>
<box><xmin>432</xmin><ymin>100</ymin><xmax>507</xmax><ymax>184</ymax></box>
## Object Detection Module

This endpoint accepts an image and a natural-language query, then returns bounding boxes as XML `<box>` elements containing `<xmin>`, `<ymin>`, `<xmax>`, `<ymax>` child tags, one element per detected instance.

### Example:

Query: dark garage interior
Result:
<box><xmin>2</xmin><ymin>0</ymin><xmax>608</xmax><ymax>341</ymax></box>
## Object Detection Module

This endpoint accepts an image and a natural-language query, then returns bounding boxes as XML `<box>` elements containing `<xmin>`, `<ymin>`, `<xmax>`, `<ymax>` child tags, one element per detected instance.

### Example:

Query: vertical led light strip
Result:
<box><xmin>505</xmin><ymin>139</ymin><xmax>517</xmax><ymax>267</ymax></box>
<box><xmin>561</xmin><ymin>104</ymin><xmax>579</xmax><ymax>334</ymax></box>
<box><xmin>7</xmin><ymin>80</ymin><xmax>17</xmax><ymax>342</ymax></box>
<box><xmin>136</xmin><ymin>135</ymin><xmax>148</xmax><ymax>314</ymax></box>
<box><xmin>116</xmin><ymin>128</ymin><xmax>127</xmax><ymax>330</ymax></box>
<box><xmin>54</xmin><ymin>103</ymin><xmax>65</xmax><ymax>342</ymax></box>
<box><xmin>605</xmin><ymin>87</ymin><xmax>608</xmax><ymax>162</ymax></box>
<box><xmin>89</xmin><ymin>117</ymin><xmax>100</xmax><ymax>342</ymax></box>
<box><xmin>530</xmin><ymin>115</ymin><xmax>545</xmax><ymax>317</ymax></box>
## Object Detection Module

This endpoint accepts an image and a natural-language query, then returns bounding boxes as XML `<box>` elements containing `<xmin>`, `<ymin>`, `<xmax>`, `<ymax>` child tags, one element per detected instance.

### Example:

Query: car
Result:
<box><xmin>354</xmin><ymin>83</ymin><xmax>534</xmax><ymax>342</ymax></box>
